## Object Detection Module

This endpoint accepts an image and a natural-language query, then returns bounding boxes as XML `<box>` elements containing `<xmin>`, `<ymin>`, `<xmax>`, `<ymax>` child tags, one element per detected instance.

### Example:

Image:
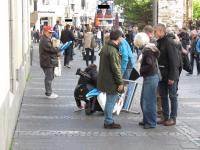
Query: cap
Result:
<box><xmin>43</xmin><ymin>26</ymin><xmax>54</xmax><ymax>33</ymax></box>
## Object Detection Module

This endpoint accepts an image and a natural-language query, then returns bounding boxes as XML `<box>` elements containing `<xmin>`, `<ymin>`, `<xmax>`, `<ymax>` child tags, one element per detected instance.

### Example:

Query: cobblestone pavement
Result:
<box><xmin>12</xmin><ymin>44</ymin><xmax>200</xmax><ymax>150</ymax></box>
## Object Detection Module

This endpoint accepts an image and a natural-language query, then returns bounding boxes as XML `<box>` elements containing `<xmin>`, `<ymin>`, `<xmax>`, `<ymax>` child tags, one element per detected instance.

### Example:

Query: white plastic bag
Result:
<box><xmin>54</xmin><ymin>57</ymin><xmax>61</xmax><ymax>77</ymax></box>
<box><xmin>97</xmin><ymin>92</ymin><xmax>106</xmax><ymax>111</ymax></box>
<box><xmin>97</xmin><ymin>92</ymin><xmax>126</xmax><ymax>115</ymax></box>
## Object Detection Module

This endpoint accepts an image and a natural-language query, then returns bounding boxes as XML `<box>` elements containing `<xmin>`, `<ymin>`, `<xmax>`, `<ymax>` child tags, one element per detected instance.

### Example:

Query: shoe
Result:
<box><xmin>143</xmin><ymin>124</ymin><xmax>155</xmax><ymax>129</ymax></box>
<box><xmin>78</xmin><ymin>105</ymin><xmax>84</xmax><ymax>110</ymax></box>
<box><xmin>157</xmin><ymin>118</ymin><xmax>168</xmax><ymax>124</ymax></box>
<box><xmin>139</xmin><ymin>121</ymin><xmax>145</xmax><ymax>126</ymax></box>
<box><xmin>157</xmin><ymin>111</ymin><xmax>163</xmax><ymax>118</ymax></box>
<box><xmin>104</xmin><ymin>122</ymin><xmax>121</xmax><ymax>129</ymax></box>
<box><xmin>47</xmin><ymin>93</ymin><xmax>58</xmax><ymax>99</ymax></box>
<box><xmin>67</xmin><ymin>65</ymin><xmax>71</xmax><ymax>68</ymax></box>
<box><xmin>164</xmin><ymin>118</ymin><xmax>176</xmax><ymax>126</ymax></box>
<box><xmin>186</xmin><ymin>73</ymin><xmax>192</xmax><ymax>76</ymax></box>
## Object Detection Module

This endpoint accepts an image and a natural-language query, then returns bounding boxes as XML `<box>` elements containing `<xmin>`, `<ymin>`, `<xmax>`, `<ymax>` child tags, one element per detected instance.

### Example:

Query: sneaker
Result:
<box><xmin>104</xmin><ymin>122</ymin><xmax>121</xmax><ymax>129</ymax></box>
<box><xmin>67</xmin><ymin>65</ymin><xmax>71</xmax><ymax>68</ymax></box>
<box><xmin>47</xmin><ymin>93</ymin><xmax>58</xmax><ymax>99</ymax></box>
<box><xmin>186</xmin><ymin>73</ymin><xmax>192</xmax><ymax>76</ymax></box>
<box><xmin>143</xmin><ymin>124</ymin><xmax>155</xmax><ymax>129</ymax></box>
<box><xmin>139</xmin><ymin>121</ymin><xmax>145</xmax><ymax>126</ymax></box>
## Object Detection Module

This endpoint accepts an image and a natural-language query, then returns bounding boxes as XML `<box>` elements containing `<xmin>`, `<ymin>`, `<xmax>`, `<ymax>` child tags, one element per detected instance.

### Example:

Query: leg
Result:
<box><xmin>42</xmin><ymin>67</ymin><xmax>54</xmax><ymax>96</ymax></box>
<box><xmin>190</xmin><ymin>54</ymin><xmax>194</xmax><ymax>74</ymax></box>
<box><xmin>157</xmin><ymin>88</ymin><xmax>163</xmax><ymax>117</ymax></box>
<box><xmin>104</xmin><ymin>94</ymin><xmax>118</xmax><ymax>125</ymax></box>
<box><xmin>158</xmin><ymin>80</ymin><xmax>169</xmax><ymax>120</ymax></box>
<box><xmin>169</xmin><ymin>81</ymin><xmax>178</xmax><ymax>119</ymax></box>
<box><xmin>196</xmin><ymin>55</ymin><xmax>200</xmax><ymax>74</ymax></box>
<box><xmin>64</xmin><ymin>54</ymin><xmax>67</xmax><ymax>66</ymax></box>
<box><xmin>85</xmin><ymin>48</ymin><xmax>90</xmax><ymax>66</ymax></box>
<box><xmin>90</xmin><ymin>49</ymin><xmax>94</xmax><ymax>64</ymax></box>
<box><xmin>141</xmin><ymin>75</ymin><xmax>159</xmax><ymax>127</ymax></box>
<box><xmin>65</xmin><ymin>49</ymin><xmax>71</xmax><ymax>67</ymax></box>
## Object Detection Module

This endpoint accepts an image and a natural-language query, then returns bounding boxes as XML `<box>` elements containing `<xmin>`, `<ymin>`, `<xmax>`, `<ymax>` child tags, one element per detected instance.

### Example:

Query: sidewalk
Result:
<box><xmin>12</xmin><ymin>44</ymin><xmax>200</xmax><ymax>150</ymax></box>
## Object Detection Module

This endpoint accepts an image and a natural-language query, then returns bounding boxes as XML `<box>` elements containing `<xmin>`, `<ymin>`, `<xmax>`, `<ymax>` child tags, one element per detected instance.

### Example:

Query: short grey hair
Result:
<box><xmin>134</xmin><ymin>32</ymin><xmax>150</xmax><ymax>48</ymax></box>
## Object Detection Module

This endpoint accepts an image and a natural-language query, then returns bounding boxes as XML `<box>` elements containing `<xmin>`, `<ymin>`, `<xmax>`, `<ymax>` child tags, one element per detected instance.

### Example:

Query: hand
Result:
<box><xmin>117</xmin><ymin>84</ymin><xmax>124</xmax><ymax>93</ymax></box>
<box><xmin>168</xmin><ymin>80</ymin><xmax>174</xmax><ymax>85</ymax></box>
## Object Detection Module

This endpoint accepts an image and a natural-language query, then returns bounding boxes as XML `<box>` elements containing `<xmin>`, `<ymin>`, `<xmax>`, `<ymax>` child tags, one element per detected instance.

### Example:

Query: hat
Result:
<box><xmin>43</xmin><ymin>26</ymin><xmax>54</xmax><ymax>33</ymax></box>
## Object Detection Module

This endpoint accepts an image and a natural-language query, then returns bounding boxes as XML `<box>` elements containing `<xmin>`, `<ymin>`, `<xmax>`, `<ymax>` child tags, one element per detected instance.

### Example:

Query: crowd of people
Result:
<box><xmin>38</xmin><ymin>21</ymin><xmax>200</xmax><ymax>129</ymax></box>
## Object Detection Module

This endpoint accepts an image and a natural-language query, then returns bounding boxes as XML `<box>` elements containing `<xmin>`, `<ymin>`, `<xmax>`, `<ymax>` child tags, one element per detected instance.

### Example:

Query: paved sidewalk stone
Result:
<box><xmin>12</xmin><ymin>44</ymin><xmax>200</xmax><ymax>150</ymax></box>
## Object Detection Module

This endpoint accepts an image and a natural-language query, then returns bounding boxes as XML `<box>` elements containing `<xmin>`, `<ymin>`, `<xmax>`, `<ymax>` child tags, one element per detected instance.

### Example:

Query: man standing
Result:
<box><xmin>154</xmin><ymin>24</ymin><xmax>180</xmax><ymax>126</ymax></box>
<box><xmin>39</xmin><ymin>26</ymin><xmax>59</xmax><ymax>99</ymax></box>
<box><xmin>97</xmin><ymin>30</ymin><xmax>124</xmax><ymax>129</ymax></box>
<box><xmin>60</xmin><ymin>24</ymin><xmax>75</xmax><ymax>68</ymax></box>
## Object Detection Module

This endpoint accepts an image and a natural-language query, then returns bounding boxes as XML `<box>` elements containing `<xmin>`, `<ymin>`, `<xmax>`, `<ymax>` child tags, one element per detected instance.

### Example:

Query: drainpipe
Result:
<box><xmin>9</xmin><ymin>0</ymin><xmax>16</xmax><ymax>93</ymax></box>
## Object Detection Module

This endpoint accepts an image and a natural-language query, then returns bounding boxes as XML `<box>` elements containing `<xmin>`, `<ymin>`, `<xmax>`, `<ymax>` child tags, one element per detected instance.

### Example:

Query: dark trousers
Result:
<box><xmin>85</xmin><ymin>48</ymin><xmax>94</xmax><ymax>66</ymax></box>
<box><xmin>64</xmin><ymin>47</ymin><xmax>72</xmax><ymax>66</ymax></box>
<box><xmin>42</xmin><ymin>67</ymin><xmax>54</xmax><ymax>96</ymax></box>
<box><xmin>190</xmin><ymin>54</ymin><xmax>200</xmax><ymax>74</ymax></box>
<box><xmin>158</xmin><ymin>80</ymin><xmax>178</xmax><ymax>120</ymax></box>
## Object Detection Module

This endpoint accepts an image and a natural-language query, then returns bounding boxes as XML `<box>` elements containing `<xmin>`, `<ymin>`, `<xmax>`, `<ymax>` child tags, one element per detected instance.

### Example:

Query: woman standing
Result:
<box><xmin>134</xmin><ymin>33</ymin><xmax>160</xmax><ymax>129</ymax></box>
<box><xmin>83</xmin><ymin>25</ymin><xmax>95</xmax><ymax>66</ymax></box>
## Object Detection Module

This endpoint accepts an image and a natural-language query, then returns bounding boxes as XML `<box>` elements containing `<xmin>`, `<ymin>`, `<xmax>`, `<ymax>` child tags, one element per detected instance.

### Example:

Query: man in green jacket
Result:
<box><xmin>97</xmin><ymin>30</ymin><xmax>124</xmax><ymax>129</ymax></box>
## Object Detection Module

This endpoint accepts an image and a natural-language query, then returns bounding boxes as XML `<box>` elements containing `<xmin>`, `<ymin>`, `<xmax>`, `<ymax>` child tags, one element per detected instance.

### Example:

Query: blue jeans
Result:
<box><xmin>158</xmin><ymin>80</ymin><xmax>178</xmax><ymax>119</ymax></box>
<box><xmin>140</xmin><ymin>74</ymin><xmax>159</xmax><ymax>127</ymax></box>
<box><xmin>104</xmin><ymin>94</ymin><xmax>119</xmax><ymax>124</ymax></box>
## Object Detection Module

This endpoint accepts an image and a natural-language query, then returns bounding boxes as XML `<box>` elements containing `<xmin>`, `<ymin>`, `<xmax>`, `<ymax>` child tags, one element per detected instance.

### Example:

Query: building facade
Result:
<box><xmin>0</xmin><ymin>0</ymin><xmax>31</xmax><ymax>149</ymax></box>
<box><xmin>158</xmin><ymin>0</ymin><xmax>193</xmax><ymax>29</ymax></box>
<box><xmin>32</xmin><ymin>0</ymin><xmax>98</xmax><ymax>30</ymax></box>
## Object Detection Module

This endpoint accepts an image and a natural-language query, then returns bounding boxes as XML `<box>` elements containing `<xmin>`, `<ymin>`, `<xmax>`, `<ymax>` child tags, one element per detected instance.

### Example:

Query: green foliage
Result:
<box><xmin>114</xmin><ymin>0</ymin><xmax>152</xmax><ymax>25</ymax></box>
<box><xmin>193</xmin><ymin>0</ymin><xmax>200</xmax><ymax>20</ymax></box>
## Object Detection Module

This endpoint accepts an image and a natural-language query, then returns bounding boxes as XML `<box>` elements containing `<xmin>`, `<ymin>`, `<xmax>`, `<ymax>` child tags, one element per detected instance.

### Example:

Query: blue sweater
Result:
<box><xmin>119</xmin><ymin>38</ymin><xmax>137</xmax><ymax>75</ymax></box>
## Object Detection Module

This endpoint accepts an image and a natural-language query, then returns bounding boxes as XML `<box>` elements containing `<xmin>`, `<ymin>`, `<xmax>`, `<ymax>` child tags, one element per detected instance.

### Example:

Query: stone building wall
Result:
<box><xmin>158</xmin><ymin>0</ymin><xmax>193</xmax><ymax>29</ymax></box>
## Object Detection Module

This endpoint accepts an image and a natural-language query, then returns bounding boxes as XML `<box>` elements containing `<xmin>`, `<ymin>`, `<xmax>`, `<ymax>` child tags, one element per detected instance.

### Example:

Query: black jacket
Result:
<box><xmin>39</xmin><ymin>35</ymin><xmax>59</xmax><ymax>68</ymax></box>
<box><xmin>60</xmin><ymin>29</ymin><xmax>75</xmax><ymax>43</ymax></box>
<box><xmin>157</xmin><ymin>35</ymin><xmax>180</xmax><ymax>81</ymax></box>
<box><xmin>78</xmin><ymin>65</ymin><xmax>98</xmax><ymax>87</ymax></box>
<box><xmin>140</xmin><ymin>44</ymin><xmax>160</xmax><ymax>77</ymax></box>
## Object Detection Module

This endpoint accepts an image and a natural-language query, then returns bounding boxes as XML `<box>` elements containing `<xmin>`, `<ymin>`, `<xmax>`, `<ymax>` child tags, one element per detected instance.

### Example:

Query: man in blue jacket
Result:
<box><xmin>119</xmin><ymin>38</ymin><xmax>137</xmax><ymax>76</ymax></box>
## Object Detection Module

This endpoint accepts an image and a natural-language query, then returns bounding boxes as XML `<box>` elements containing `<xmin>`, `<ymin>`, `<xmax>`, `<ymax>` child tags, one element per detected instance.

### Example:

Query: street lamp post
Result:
<box><xmin>152</xmin><ymin>0</ymin><xmax>158</xmax><ymax>26</ymax></box>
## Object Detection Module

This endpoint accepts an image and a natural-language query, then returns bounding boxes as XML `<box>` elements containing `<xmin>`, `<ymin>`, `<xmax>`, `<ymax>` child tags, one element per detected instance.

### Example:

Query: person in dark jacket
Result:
<box><xmin>60</xmin><ymin>24</ymin><xmax>75</xmax><ymax>68</ymax></box>
<box><xmin>97</xmin><ymin>30</ymin><xmax>124</xmax><ymax>129</ymax></box>
<box><xmin>134</xmin><ymin>33</ymin><xmax>160</xmax><ymax>129</ymax></box>
<box><xmin>39</xmin><ymin>26</ymin><xmax>59</xmax><ymax>99</ymax></box>
<box><xmin>75</xmin><ymin>64</ymin><xmax>98</xmax><ymax>109</ymax></box>
<box><xmin>154</xmin><ymin>24</ymin><xmax>180</xmax><ymax>126</ymax></box>
<box><xmin>188</xmin><ymin>30</ymin><xmax>200</xmax><ymax>75</ymax></box>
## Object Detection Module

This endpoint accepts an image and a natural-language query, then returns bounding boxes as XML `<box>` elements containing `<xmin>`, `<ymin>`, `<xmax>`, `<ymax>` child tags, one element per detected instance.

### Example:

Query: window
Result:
<box><xmin>42</xmin><ymin>0</ymin><xmax>49</xmax><ymax>5</ymax></box>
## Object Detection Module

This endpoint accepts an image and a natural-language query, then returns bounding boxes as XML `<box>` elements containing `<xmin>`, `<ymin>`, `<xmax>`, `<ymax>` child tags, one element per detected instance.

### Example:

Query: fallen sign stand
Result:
<box><xmin>121</xmin><ymin>79</ymin><xmax>139</xmax><ymax>114</ymax></box>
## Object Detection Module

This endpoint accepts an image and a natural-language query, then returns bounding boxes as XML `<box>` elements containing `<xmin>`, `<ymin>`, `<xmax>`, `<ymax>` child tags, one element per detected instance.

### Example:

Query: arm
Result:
<box><xmin>42</xmin><ymin>39</ymin><xmax>59</xmax><ymax>54</ymax></box>
<box><xmin>140</xmin><ymin>55</ymin><xmax>155</xmax><ymax>76</ymax></box>
<box><xmin>196</xmin><ymin>38</ymin><xmax>200</xmax><ymax>53</ymax></box>
<box><xmin>109</xmin><ymin>49</ymin><xmax>123</xmax><ymax>85</ymax></box>
<box><xmin>167</xmin><ymin>40</ymin><xmax>179</xmax><ymax>81</ymax></box>
<box><xmin>119</xmin><ymin>42</ymin><xmax>129</xmax><ymax>75</ymax></box>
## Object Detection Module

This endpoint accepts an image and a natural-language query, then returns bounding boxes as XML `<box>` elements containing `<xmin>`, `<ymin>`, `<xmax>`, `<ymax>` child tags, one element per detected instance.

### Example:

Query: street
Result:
<box><xmin>12</xmin><ymin>44</ymin><xmax>200</xmax><ymax>150</ymax></box>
